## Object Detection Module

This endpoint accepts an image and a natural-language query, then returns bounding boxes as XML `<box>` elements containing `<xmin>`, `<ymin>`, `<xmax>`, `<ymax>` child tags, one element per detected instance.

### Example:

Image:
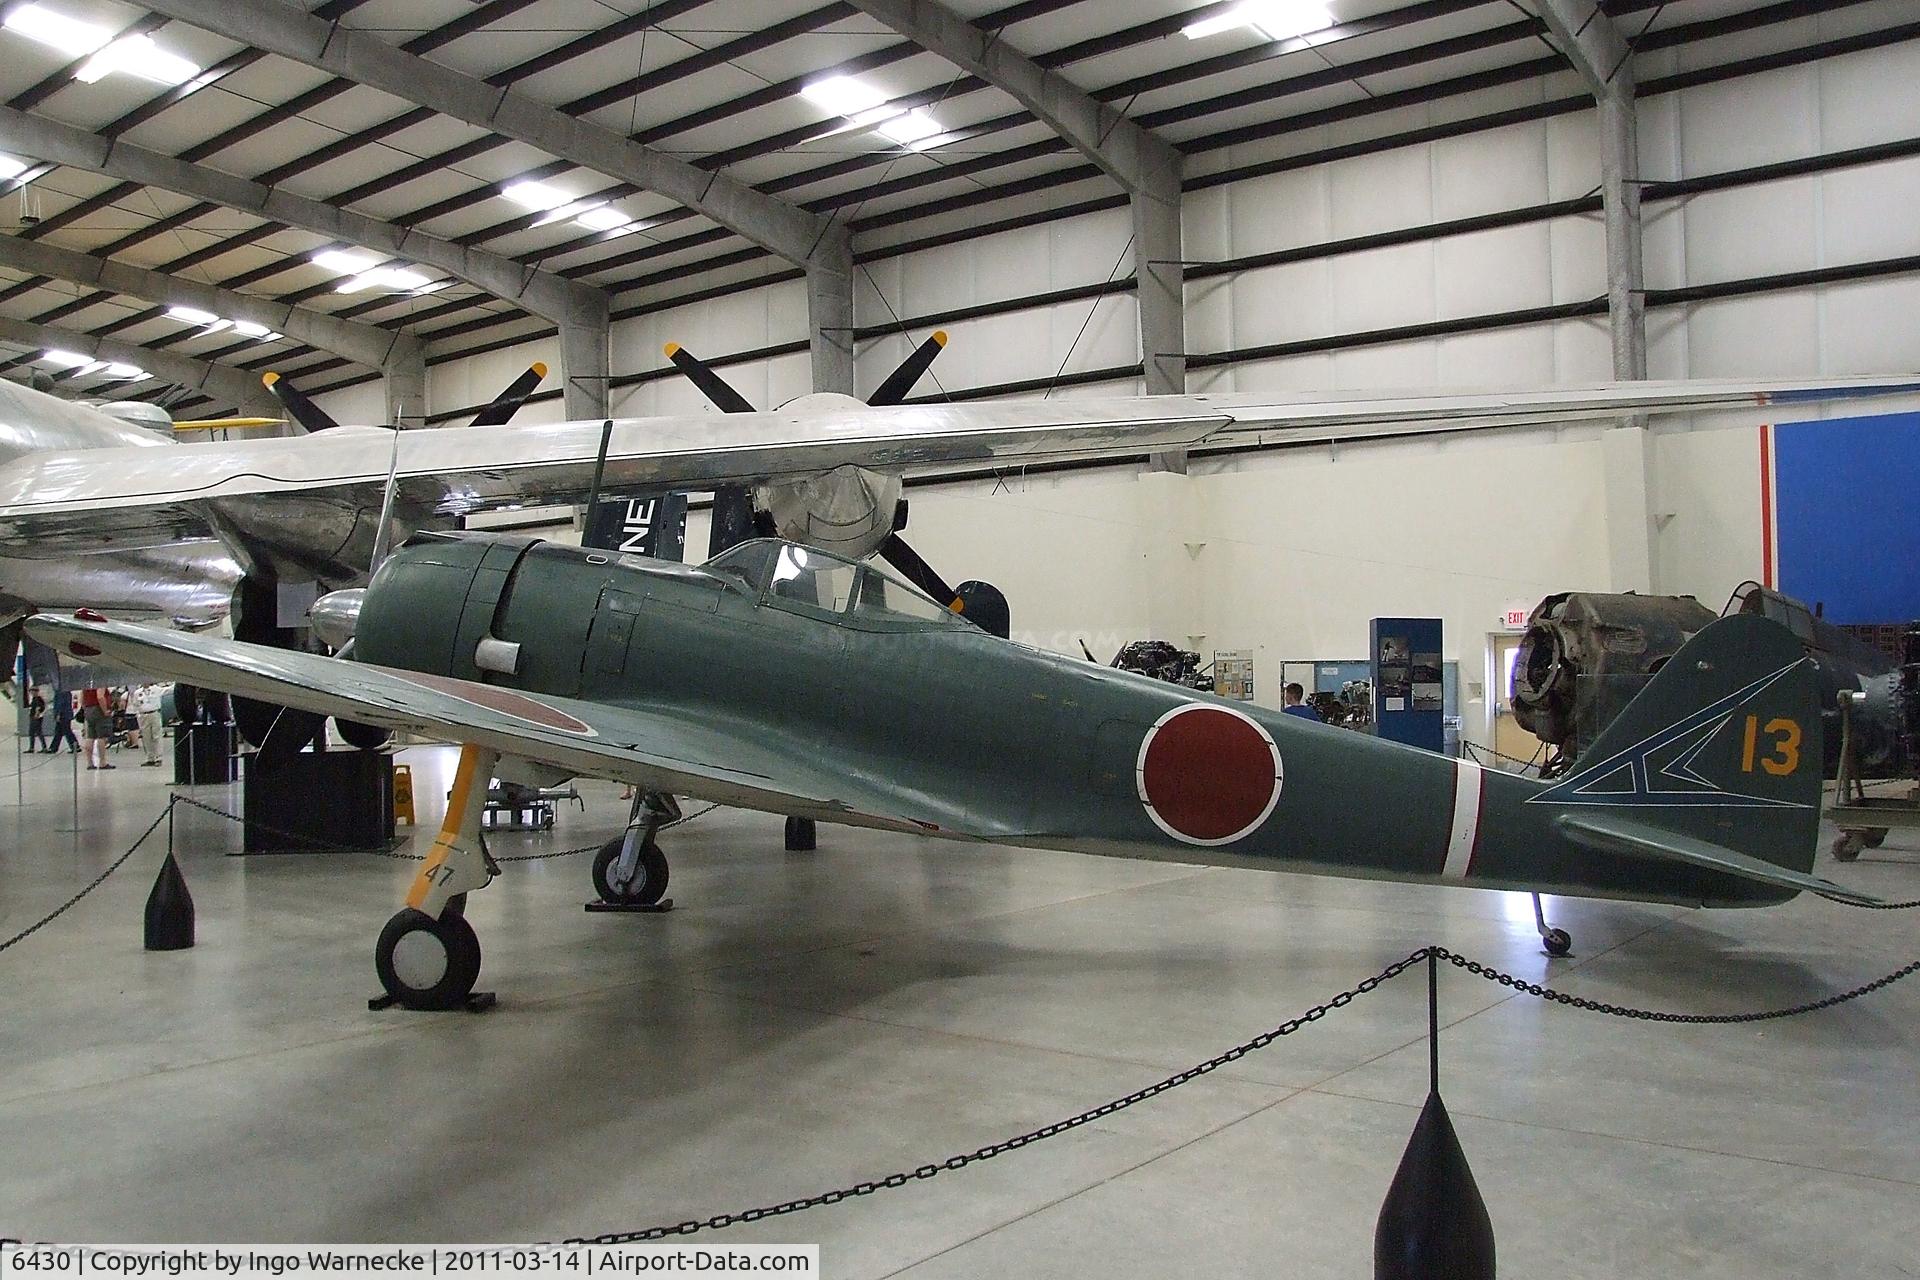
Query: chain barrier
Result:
<box><xmin>0</xmin><ymin>798</ymin><xmax>174</xmax><ymax>954</ymax></box>
<box><xmin>565</xmin><ymin>947</ymin><xmax>1433</xmax><ymax>1245</ymax></box>
<box><xmin>1429</xmin><ymin>945</ymin><xmax>1920</xmax><ymax>1022</ymax></box>
<box><xmin>566</xmin><ymin>938</ymin><xmax>1920</xmax><ymax>1244</ymax></box>
<box><xmin>1820</xmin><ymin>890</ymin><xmax>1920</xmax><ymax>910</ymax></box>
<box><xmin>1461</xmin><ymin>740</ymin><xmax>1545</xmax><ymax>774</ymax></box>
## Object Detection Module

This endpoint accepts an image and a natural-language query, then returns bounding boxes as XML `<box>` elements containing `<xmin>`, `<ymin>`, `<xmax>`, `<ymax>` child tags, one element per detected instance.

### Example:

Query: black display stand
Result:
<box><xmin>241</xmin><ymin>748</ymin><xmax>397</xmax><ymax>853</ymax></box>
<box><xmin>173</xmin><ymin>723</ymin><xmax>238</xmax><ymax>785</ymax></box>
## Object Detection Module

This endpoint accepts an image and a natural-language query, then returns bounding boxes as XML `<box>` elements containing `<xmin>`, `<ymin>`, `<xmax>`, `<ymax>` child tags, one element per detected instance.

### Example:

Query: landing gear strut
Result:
<box><xmin>372</xmin><ymin>744</ymin><xmax>499</xmax><ymax>1010</ymax></box>
<box><xmin>587</xmin><ymin>791</ymin><xmax>675</xmax><ymax>912</ymax></box>
<box><xmin>1533</xmin><ymin>892</ymin><xmax>1572</xmax><ymax>957</ymax></box>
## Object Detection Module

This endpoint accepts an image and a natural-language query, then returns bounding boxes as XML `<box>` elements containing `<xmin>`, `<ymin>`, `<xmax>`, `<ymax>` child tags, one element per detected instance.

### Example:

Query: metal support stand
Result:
<box><xmin>1374</xmin><ymin>950</ymin><xmax>1496</xmax><ymax>1279</ymax></box>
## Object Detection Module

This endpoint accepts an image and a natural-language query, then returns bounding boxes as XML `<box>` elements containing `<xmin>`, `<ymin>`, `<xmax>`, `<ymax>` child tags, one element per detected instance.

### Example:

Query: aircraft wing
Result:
<box><xmin>2</xmin><ymin>375</ymin><xmax>1917</xmax><ymax>554</ymax></box>
<box><xmin>24</xmin><ymin>612</ymin><xmax>1003</xmax><ymax>838</ymax></box>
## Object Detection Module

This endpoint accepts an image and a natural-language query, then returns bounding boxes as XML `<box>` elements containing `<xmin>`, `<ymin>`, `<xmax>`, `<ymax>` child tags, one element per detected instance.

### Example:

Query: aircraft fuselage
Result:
<box><xmin>352</xmin><ymin>533</ymin><xmax>1803</xmax><ymax>909</ymax></box>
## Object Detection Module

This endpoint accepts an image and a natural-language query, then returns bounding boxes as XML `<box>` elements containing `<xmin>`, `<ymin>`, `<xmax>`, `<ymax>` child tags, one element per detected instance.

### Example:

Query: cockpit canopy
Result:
<box><xmin>704</xmin><ymin>539</ymin><xmax>967</xmax><ymax>630</ymax></box>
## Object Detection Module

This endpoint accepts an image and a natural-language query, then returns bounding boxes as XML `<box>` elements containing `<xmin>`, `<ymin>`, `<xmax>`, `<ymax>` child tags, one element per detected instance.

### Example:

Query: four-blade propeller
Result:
<box><xmin>262</xmin><ymin>362</ymin><xmax>550</xmax><ymax>433</ymax></box>
<box><xmin>661</xmin><ymin>335</ymin><xmax>1008</xmax><ymax>637</ymax></box>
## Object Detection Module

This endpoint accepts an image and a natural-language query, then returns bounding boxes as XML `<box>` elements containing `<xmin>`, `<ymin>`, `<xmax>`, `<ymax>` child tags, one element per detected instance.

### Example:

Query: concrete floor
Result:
<box><xmin>2</xmin><ymin>733</ymin><xmax>1917</xmax><ymax>1276</ymax></box>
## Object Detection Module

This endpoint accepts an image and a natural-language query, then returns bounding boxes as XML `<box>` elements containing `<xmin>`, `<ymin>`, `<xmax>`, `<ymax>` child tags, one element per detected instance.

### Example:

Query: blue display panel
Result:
<box><xmin>1370</xmin><ymin>616</ymin><xmax>1445</xmax><ymax>752</ymax></box>
<box><xmin>1772</xmin><ymin>412</ymin><xmax>1920</xmax><ymax>625</ymax></box>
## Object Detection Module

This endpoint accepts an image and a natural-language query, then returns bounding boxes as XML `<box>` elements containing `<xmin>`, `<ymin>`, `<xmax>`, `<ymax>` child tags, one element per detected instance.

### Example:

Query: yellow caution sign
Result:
<box><xmin>393</xmin><ymin>763</ymin><xmax>416</xmax><ymax>826</ymax></box>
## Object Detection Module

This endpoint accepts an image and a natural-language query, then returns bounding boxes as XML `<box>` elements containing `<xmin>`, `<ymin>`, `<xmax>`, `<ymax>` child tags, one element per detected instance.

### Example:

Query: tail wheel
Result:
<box><xmin>592</xmin><ymin>836</ymin><xmax>669</xmax><ymax>905</ymax></box>
<box><xmin>374</xmin><ymin>908</ymin><xmax>482</xmax><ymax>1010</ymax></box>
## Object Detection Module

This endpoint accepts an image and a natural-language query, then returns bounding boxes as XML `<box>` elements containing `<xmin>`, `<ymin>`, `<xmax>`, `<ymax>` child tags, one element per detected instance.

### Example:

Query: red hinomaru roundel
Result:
<box><xmin>1135</xmin><ymin>703</ymin><xmax>1284</xmax><ymax>846</ymax></box>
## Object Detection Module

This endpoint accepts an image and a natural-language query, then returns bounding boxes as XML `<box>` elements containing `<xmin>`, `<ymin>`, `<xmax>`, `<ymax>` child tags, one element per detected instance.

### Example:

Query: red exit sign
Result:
<box><xmin>1502</xmin><ymin>607</ymin><xmax>1530</xmax><ymax>630</ymax></box>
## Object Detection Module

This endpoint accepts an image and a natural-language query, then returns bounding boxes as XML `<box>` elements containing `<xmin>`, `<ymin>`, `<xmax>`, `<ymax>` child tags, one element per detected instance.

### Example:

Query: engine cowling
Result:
<box><xmin>756</xmin><ymin>464</ymin><xmax>901</xmax><ymax>561</ymax></box>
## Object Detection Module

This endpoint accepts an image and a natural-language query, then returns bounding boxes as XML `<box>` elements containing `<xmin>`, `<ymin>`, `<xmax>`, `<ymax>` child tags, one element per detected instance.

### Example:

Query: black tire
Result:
<box><xmin>374</xmin><ymin>908</ymin><xmax>482</xmax><ymax>1010</ymax></box>
<box><xmin>1543</xmin><ymin>928</ymin><xmax>1573</xmax><ymax>957</ymax></box>
<box><xmin>337</xmin><ymin>718</ymin><xmax>392</xmax><ymax>751</ymax></box>
<box><xmin>784</xmin><ymin>816</ymin><xmax>816</xmax><ymax>851</ymax></box>
<box><xmin>1865</xmin><ymin>828</ymin><xmax>1889</xmax><ymax>849</ymax></box>
<box><xmin>592</xmin><ymin>835</ymin><xmax>668</xmax><ymax>905</ymax></box>
<box><xmin>1833</xmin><ymin>832</ymin><xmax>1865</xmax><ymax>862</ymax></box>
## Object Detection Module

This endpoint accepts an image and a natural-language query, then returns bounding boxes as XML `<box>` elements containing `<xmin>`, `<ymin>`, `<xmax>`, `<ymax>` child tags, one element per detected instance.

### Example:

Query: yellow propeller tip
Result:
<box><xmin>932</xmin><ymin>330</ymin><xmax>948</xmax><ymax>347</ymax></box>
<box><xmin>663</xmin><ymin>342</ymin><xmax>681</xmax><ymax>357</ymax></box>
<box><xmin>948</xmin><ymin>598</ymin><xmax>965</xmax><ymax>614</ymax></box>
<box><xmin>261</xmin><ymin>371</ymin><xmax>281</xmax><ymax>387</ymax></box>
<box><xmin>530</xmin><ymin>361</ymin><xmax>548</xmax><ymax>378</ymax></box>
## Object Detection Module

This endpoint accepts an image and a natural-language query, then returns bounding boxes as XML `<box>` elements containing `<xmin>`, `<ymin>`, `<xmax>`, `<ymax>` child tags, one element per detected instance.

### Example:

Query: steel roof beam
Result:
<box><xmin>844</xmin><ymin>0</ymin><xmax>1185</xmax><ymax>467</ymax></box>
<box><xmin>0</xmin><ymin>232</ymin><xmax>418</xmax><ymax>373</ymax></box>
<box><xmin>0</xmin><ymin>103</ymin><xmax>610</xmax><ymax>419</ymax></box>
<box><xmin>139</xmin><ymin>0</ymin><xmax>852</xmax><ymax>393</ymax></box>
<box><xmin>1537</xmin><ymin>0</ymin><xmax>1648</xmax><ymax>591</ymax></box>
<box><xmin>0</xmin><ymin>231</ymin><xmax>427</xmax><ymax>426</ymax></box>
<box><xmin>1537</xmin><ymin>0</ymin><xmax>1644</xmax><ymax>382</ymax></box>
<box><xmin>0</xmin><ymin>314</ymin><xmax>279</xmax><ymax>414</ymax></box>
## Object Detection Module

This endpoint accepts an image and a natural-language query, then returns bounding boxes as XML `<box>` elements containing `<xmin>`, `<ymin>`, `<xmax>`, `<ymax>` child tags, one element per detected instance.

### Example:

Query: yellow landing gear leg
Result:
<box><xmin>372</xmin><ymin>743</ymin><xmax>500</xmax><ymax>1010</ymax></box>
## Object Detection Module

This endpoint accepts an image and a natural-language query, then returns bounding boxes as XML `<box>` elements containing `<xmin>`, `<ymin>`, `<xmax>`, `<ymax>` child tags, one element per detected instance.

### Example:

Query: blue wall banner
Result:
<box><xmin>1769</xmin><ymin>412</ymin><xmax>1920</xmax><ymax>625</ymax></box>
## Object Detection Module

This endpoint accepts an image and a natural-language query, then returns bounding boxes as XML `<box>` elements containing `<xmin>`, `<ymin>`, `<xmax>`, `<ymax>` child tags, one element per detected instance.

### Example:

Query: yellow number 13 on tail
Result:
<box><xmin>1741</xmin><ymin>715</ymin><xmax>1802</xmax><ymax>775</ymax></box>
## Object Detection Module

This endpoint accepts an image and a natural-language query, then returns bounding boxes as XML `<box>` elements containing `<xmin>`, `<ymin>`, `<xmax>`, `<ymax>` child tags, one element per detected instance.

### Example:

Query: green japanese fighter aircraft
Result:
<box><xmin>27</xmin><ymin>524</ymin><xmax>1870</xmax><ymax>1010</ymax></box>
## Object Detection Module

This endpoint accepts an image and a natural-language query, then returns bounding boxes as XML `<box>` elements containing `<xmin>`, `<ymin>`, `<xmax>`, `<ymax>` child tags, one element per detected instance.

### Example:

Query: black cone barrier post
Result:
<box><xmin>144</xmin><ymin>802</ymin><xmax>195</xmax><ymax>952</ymax></box>
<box><xmin>1373</xmin><ymin>951</ymin><xmax>1495</xmax><ymax>1279</ymax></box>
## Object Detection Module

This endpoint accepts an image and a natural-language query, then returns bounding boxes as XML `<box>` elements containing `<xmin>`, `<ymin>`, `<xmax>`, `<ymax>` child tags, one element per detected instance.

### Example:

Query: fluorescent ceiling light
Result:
<box><xmin>501</xmin><ymin>179</ymin><xmax>572</xmax><ymax>211</ymax></box>
<box><xmin>0</xmin><ymin>153</ymin><xmax>28</xmax><ymax>180</ymax></box>
<box><xmin>335</xmin><ymin>272</ymin><xmax>379</xmax><ymax>294</ymax></box>
<box><xmin>101</xmin><ymin>362</ymin><xmax>146</xmax><ymax>379</ymax></box>
<box><xmin>39</xmin><ymin>348</ymin><xmax>95</xmax><ymax>369</ymax></box>
<box><xmin>1183</xmin><ymin>1</ymin><xmax>1334</xmax><ymax>41</ymax></box>
<box><xmin>232</xmin><ymin>320</ymin><xmax>279</xmax><ymax>340</ymax></box>
<box><xmin>379</xmin><ymin>266</ymin><xmax>429</xmax><ymax>290</ymax></box>
<box><xmin>74</xmin><ymin>33</ymin><xmax>199</xmax><ymax>85</ymax></box>
<box><xmin>312</xmin><ymin>248</ymin><xmax>379</xmax><ymax>275</ymax></box>
<box><xmin>3</xmin><ymin>4</ymin><xmax>112</xmax><ymax>57</ymax></box>
<box><xmin>574</xmin><ymin>204</ymin><xmax>633</xmax><ymax>232</ymax></box>
<box><xmin>166</xmin><ymin>305</ymin><xmax>219</xmax><ymax>326</ymax></box>
<box><xmin>801</xmin><ymin>74</ymin><xmax>888</xmax><ymax>118</ymax></box>
<box><xmin>875</xmin><ymin>110</ymin><xmax>941</xmax><ymax>147</ymax></box>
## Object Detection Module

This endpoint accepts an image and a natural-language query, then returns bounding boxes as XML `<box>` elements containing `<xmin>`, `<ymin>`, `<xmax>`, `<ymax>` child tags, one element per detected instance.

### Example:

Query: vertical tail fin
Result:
<box><xmin>1533</xmin><ymin>614</ymin><xmax>1827</xmax><ymax>886</ymax></box>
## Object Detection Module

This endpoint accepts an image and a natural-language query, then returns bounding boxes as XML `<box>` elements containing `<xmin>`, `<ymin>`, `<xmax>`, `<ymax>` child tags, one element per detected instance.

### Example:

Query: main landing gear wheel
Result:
<box><xmin>1832</xmin><ymin>830</ymin><xmax>1871</xmax><ymax>862</ymax></box>
<box><xmin>374</xmin><ymin>906</ymin><xmax>482</xmax><ymax>1010</ymax></box>
<box><xmin>593</xmin><ymin>836</ymin><xmax>669</xmax><ymax>906</ymax></box>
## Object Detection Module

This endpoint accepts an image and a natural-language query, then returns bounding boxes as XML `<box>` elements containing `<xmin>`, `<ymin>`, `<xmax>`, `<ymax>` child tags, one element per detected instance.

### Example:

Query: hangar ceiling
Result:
<box><xmin>0</xmin><ymin>0</ymin><xmax>1903</xmax><ymax>412</ymax></box>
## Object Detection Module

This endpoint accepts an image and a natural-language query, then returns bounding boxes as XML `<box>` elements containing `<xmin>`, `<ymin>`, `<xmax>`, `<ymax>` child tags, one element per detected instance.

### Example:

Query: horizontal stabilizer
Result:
<box><xmin>1558</xmin><ymin>811</ymin><xmax>1880</xmax><ymax>905</ymax></box>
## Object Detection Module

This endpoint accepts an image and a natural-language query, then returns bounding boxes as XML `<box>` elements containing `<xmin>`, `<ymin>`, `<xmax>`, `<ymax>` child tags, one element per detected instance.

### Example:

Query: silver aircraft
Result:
<box><xmin>0</xmin><ymin>378</ymin><xmax>242</xmax><ymax>647</ymax></box>
<box><xmin>6</xmin><ymin>358</ymin><xmax>1920</xmax><ymax>686</ymax></box>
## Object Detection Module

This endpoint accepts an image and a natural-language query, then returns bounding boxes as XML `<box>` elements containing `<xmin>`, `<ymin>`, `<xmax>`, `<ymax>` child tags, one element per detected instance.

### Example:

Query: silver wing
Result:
<box><xmin>3</xmin><ymin>376</ymin><xmax>1916</xmax><ymax>554</ymax></box>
